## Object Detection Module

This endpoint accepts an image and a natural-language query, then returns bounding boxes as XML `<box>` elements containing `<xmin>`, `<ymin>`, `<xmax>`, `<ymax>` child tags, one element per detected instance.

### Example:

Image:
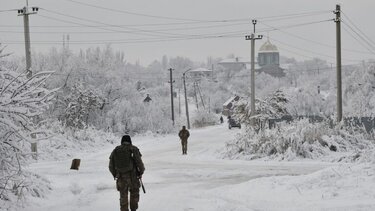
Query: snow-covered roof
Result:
<box><xmin>190</xmin><ymin>67</ymin><xmax>212</xmax><ymax>72</ymax></box>
<box><xmin>223</xmin><ymin>95</ymin><xmax>240</xmax><ymax>107</ymax></box>
<box><xmin>219</xmin><ymin>57</ymin><xmax>250</xmax><ymax>64</ymax></box>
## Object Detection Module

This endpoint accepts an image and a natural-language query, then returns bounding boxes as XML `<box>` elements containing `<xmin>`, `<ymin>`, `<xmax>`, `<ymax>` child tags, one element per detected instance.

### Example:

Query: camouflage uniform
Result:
<box><xmin>109</xmin><ymin>142</ymin><xmax>145</xmax><ymax>211</ymax></box>
<box><xmin>178</xmin><ymin>126</ymin><xmax>190</xmax><ymax>155</ymax></box>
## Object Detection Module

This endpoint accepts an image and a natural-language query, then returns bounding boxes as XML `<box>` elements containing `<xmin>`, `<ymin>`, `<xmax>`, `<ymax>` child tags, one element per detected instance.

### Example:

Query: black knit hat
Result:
<box><xmin>121</xmin><ymin>135</ymin><xmax>132</xmax><ymax>144</ymax></box>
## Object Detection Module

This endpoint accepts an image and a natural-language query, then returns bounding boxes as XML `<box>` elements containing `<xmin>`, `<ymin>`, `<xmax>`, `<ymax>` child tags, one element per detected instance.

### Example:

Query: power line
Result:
<box><xmin>37</xmin><ymin>14</ymin><xmax>132</xmax><ymax>34</ymax></box>
<box><xmin>276</xmin><ymin>44</ymin><xmax>362</xmax><ymax>64</ymax></box>
<box><xmin>54</xmin><ymin>0</ymin><xmax>333</xmax><ymax>27</ymax></box>
<box><xmin>342</xmin><ymin>21</ymin><xmax>375</xmax><ymax>52</ymax></box>
<box><xmin>268</xmin><ymin>37</ymin><xmax>335</xmax><ymax>60</ymax></box>
<box><xmin>277</xmin><ymin>45</ymin><xmax>334</xmax><ymax>63</ymax></box>
<box><xmin>268</xmin><ymin>35</ymin><xmax>363</xmax><ymax>63</ymax></box>
<box><xmin>342</xmin><ymin>22</ymin><xmax>375</xmax><ymax>55</ymax></box>
<box><xmin>341</xmin><ymin>11</ymin><xmax>375</xmax><ymax>47</ymax></box>
<box><xmin>66</xmin><ymin>0</ymin><xmax>332</xmax><ymax>24</ymax></box>
<box><xmin>0</xmin><ymin>9</ymin><xmax>18</xmax><ymax>13</ymax></box>
<box><xmin>259</xmin><ymin>19</ymin><xmax>333</xmax><ymax>33</ymax></box>
<box><xmin>65</xmin><ymin>0</ymin><xmax>212</xmax><ymax>22</ymax></box>
<box><xmin>2</xmin><ymin>19</ymin><xmax>335</xmax><ymax>43</ymax></box>
<box><xmin>0</xmin><ymin>22</ymin><xmax>250</xmax><ymax>34</ymax></box>
<box><xmin>259</xmin><ymin>20</ymin><xmax>375</xmax><ymax>56</ymax></box>
<box><xmin>0</xmin><ymin>20</ymin><xmax>249</xmax><ymax>28</ymax></box>
<box><xmin>256</xmin><ymin>10</ymin><xmax>331</xmax><ymax>22</ymax></box>
<box><xmin>40</xmin><ymin>8</ymin><xmax>189</xmax><ymax>38</ymax></box>
<box><xmin>1</xmin><ymin>33</ymin><xmax>243</xmax><ymax>45</ymax></box>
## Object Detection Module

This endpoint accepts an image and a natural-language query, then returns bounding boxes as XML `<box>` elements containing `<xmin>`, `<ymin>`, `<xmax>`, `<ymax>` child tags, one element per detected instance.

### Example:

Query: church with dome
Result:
<box><xmin>218</xmin><ymin>38</ymin><xmax>285</xmax><ymax>77</ymax></box>
<box><xmin>256</xmin><ymin>39</ymin><xmax>285</xmax><ymax>77</ymax></box>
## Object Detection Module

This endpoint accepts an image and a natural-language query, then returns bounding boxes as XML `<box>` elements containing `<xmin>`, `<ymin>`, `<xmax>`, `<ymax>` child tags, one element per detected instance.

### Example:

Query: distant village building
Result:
<box><xmin>188</xmin><ymin>67</ymin><xmax>213</xmax><ymax>79</ymax></box>
<box><xmin>218</xmin><ymin>57</ymin><xmax>250</xmax><ymax>71</ymax></box>
<box><xmin>218</xmin><ymin>39</ymin><xmax>285</xmax><ymax>77</ymax></box>
<box><xmin>257</xmin><ymin>39</ymin><xmax>285</xmax><ymax>77</ymax></box>
<box><xmin>222</xmin><ymin>95</ymin><xmax>243</xmax><ymax>116</ymax></box>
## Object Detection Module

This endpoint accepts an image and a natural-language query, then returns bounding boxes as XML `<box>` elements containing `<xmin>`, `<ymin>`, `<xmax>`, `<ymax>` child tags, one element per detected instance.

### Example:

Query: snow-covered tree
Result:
<box><xmin>233</xmin><ymin>90</ymin><xmax>290</xmax><ymax>130</ymax></box>
<box><xmin>0</xmin><ymin>45</ymin><xmax>56</xmax><ymax>204</ymax></box>
<box><xmin>62</xmin><ymin>83</ymin><xmax>103</xmax><ymax>130</ymax></box>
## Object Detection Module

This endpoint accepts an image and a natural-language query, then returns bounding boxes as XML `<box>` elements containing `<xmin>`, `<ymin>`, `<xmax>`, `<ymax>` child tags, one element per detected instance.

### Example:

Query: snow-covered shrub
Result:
<box><xmin>0</xmin><ymin>46</ymin><xmax>56</xmax><ymax>206</ymax></box>
<box><xmin>223</xmin><ymin>119</ymin><xmax>375</xmax><ymax>162</ymax></box>
<box><xmin>34</xmin><ymin>125</ymin><xmax>119</xmax><ymax>161</ymax></box>
<box><xmin>191</xmin><ymin>110</ymin><xmax>218</xmax><ymax>128</ymax></box>
<box><xmin>232</xmin><ymin>90</ymin><xmax>290</xmax><ymax>131</ymax></box>
<box><xmin>107</xmin><ymin>93</ymin><xmax>174</xmax><ymax>135</ymax></box>
<box><xmin>61</xmin><ymin>82</ymin><xmax>103</xmax><ymax>130</ymax></box>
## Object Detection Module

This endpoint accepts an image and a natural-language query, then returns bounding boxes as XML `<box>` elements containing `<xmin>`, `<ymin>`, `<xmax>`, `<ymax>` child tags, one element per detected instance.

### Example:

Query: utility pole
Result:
<box><xmin>193</xmin><ymin>81</ymin><xmax>199</xmax><ymax>110</ymax></box>
<box><xmin>208</xmin><ymin>97</ymin><xmax>211</xmax><ymax>113</ymax></box>
<box><xmin>168</xmin><ymin>68</ymin><xmax>175</xmax><ymax>125</ymax></box>
<box><xmin>183</xmin><ymin>68</ymin><xmax>192</xmax><ymax>129</ymax></box>
<box><xmin>17</xmin><ymin>0</ymin><xmax>38</xmax><ymax>78</ymax></box>
<box><xmin>245</xmin><ymin>20</ymin><xmax>263</xmax><ymax>125</ymax></box>
<box><xmin>67</xmin><ymin>34</ymin><xmax>70</xmax><ymax>50</ymax></box>
<box><xmin>178</xmin><ymin>88</ymin><xmax>181</xmax><ymax>117</ymax></box>
<box><xmin>334</xmin><ymin>5</ymin><xmax>343</xmax><ymax>122</ymax></box>
<box><xmin>196</xmin><ymin>82</ymin><xmax>206</xmax><ymax>109</ymax></box>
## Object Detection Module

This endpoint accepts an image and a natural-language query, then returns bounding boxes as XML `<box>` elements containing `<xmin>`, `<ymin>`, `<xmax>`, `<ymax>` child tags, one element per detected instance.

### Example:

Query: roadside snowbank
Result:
<box><xmin>223</xmin><ymin>120</ymin><xmax>375</xmax><ymax>163</ymax></box>
<box><xmin>210</xmin><ymin>162</ymin><xmax>375</xmax><ymax>210</ymax></box>
<box><xmin>35</xmin><ymin>126</ymin><xmax>118</xmax><ymax>161</ymax></box>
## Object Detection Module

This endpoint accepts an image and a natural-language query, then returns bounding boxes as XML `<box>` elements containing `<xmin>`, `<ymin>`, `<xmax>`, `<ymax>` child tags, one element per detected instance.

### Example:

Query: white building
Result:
<box><xmin>188</xmin><ymin>67</ymin><xmax>213</xmax><ymax>79</ymax></box>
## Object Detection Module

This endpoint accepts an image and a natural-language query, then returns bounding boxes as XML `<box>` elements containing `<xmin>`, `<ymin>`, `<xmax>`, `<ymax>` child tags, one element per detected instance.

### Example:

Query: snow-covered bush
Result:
<box><xmin>223</xmin><ymin>119</ymin><xmax>375</xmax><ymax>162</ymax></box>
<box><xmin>0</xmin><ymin>46</ymin><xmax>56</xmax><ymax>206</ymax></box>
<box><xmin>107</xmin><ymin>93</ymin><xmax>174</xmax><ymax>135</ymax></box>
<box><xmin>61</xmin><ymin>82</ymin><xmax>103</xmax><ymax>130</ymax></box>
<box><xmin>191</xmin><ymin>110</ymin><xmax>218</xmax><ymax>128</ymax></box>
<box><xmin>232</xmin><ymin>90</ymin><xmax>290</xmax><ymax>131</ymax></box>
<box><xmin>35</xmin><ymin>124</ymin><xmax>118</xmax><ymax>161</ymax></box>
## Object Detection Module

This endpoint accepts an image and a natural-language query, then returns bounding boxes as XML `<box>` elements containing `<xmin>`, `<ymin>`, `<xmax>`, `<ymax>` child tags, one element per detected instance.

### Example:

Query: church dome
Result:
<box><xmin>259</xmin><ymin>40</ymin><xmax>278</xmax><ymax>52</ymax></box>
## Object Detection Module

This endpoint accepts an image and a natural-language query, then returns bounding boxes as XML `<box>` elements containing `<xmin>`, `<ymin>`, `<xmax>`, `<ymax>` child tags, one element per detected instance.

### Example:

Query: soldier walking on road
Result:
<box><xmin>178</xmin><ymin>126</ymin><xmax>190</xmax><ymax>155</ymax></box>
<box><xmin>109</xmin><ymin>135</ymin><xmax>145</xmax><ymax>211</ymax></box>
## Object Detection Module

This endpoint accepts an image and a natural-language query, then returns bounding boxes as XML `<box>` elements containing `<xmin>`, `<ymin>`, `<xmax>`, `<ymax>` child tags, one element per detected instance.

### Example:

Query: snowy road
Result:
<box><xmin>21</xmin><ymin>125</ymin><xmax>334</xmax><ymax>211</ymax></box>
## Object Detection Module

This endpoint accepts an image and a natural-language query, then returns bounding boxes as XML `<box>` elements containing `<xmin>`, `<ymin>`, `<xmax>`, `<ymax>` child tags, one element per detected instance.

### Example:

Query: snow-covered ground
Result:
<box><xmin>16</xmin><ymin>125</ymin><xmax>375</xmax><ymax>211</ymax></box>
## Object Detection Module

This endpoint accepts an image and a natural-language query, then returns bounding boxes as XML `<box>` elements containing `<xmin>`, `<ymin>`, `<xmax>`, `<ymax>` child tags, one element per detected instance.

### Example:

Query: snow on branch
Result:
<box><xmin>0</xmin><ymin>46</ymin><xmax>56</xmax><ymax>206</ymax></box>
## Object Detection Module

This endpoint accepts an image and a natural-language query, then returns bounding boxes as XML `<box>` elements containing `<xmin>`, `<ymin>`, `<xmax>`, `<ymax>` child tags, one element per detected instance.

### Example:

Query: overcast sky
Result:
<box><xmin>1</xmin><ymin>0</ymin><xmax>374</xmax><ymax>65</ymax></box>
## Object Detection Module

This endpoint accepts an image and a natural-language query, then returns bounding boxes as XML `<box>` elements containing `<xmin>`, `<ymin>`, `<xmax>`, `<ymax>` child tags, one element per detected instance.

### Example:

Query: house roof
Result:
<box><xmin>189</xmin><ymin>67</ymin><xmax>212</xmax><ymax>72</ymax></box>
<box><xmin>223</xmin><ymin>95</ymin><xmax>240</xmax><ymax>107</ymax></box>
<box><xmin>219</xmin><ymin>57</ymin><xmax>251</xmax><ymax>64</ymax></box>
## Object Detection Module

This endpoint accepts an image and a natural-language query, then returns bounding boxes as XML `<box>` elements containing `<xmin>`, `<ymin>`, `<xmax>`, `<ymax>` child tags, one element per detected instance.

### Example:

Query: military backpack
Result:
<box><xmin>113</xmin><ymin>144</ymin><xmax>134</xmax><ymax>173</ymax></box>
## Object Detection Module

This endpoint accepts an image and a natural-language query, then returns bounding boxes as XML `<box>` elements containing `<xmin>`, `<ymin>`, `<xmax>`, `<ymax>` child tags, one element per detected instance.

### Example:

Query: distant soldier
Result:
<box><xmin>178</xmin><ymin>126</ymin><xmax>190</xmax><ymax>155</ymax></box>
<box><xmin>220</xmin><ymin>116</ymin><xmax>224</xmax><ymax>124</ymax></box>
<box><xmin>109</xmin><ymin>135</ymin><xmax>145</xmax><ymax>211</ymax></box>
